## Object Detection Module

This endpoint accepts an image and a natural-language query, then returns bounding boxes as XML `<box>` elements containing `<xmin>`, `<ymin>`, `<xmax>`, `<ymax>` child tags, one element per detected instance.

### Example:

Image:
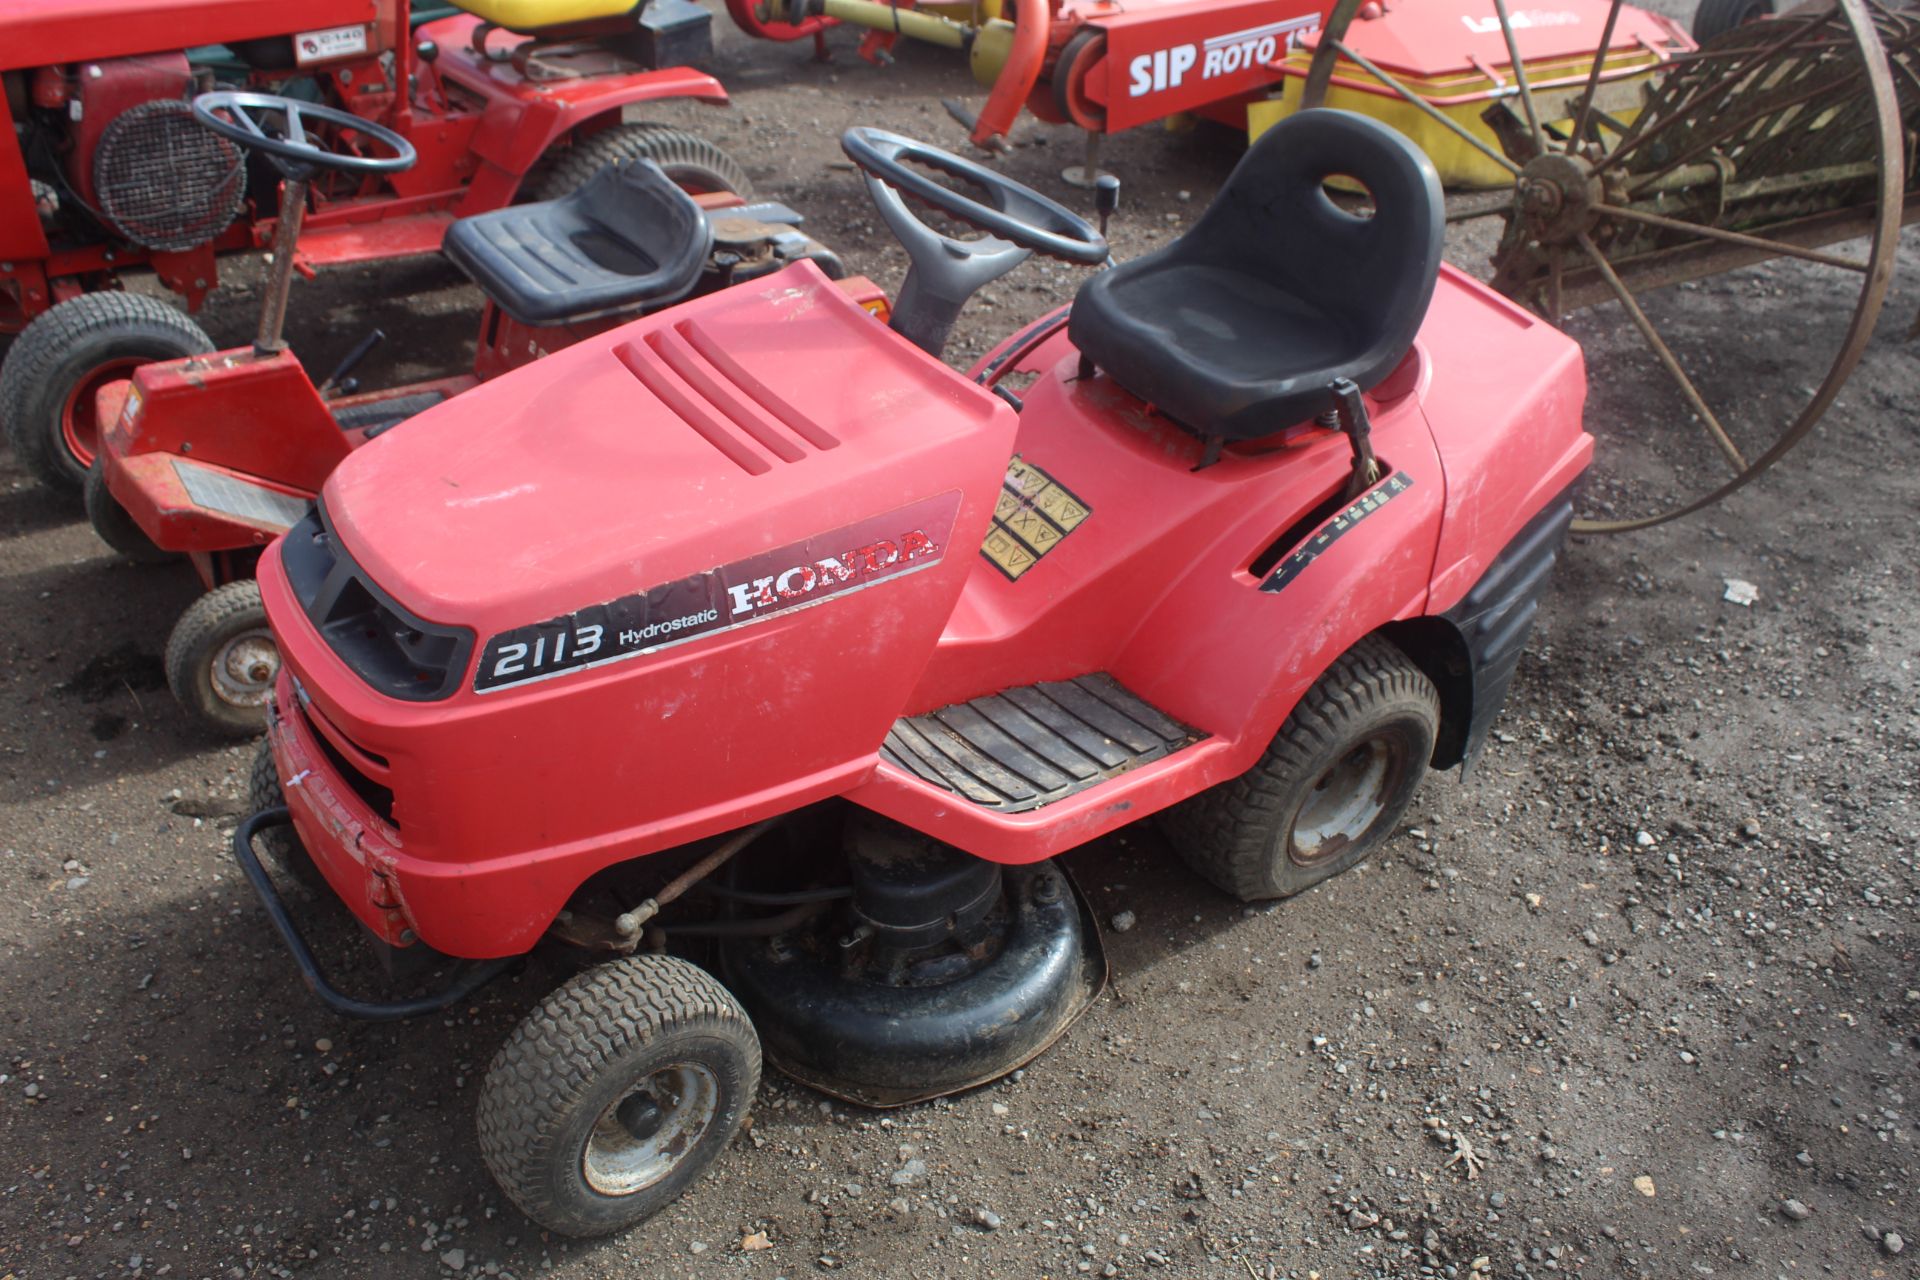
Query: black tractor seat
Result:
<box><xmin>443</xmin><ymin>159</ymin><xmax>714</xmax><ymax>327</ymax></box>
<box><xmin>1069</xmin><ymin>110</ymin><xmax>1444</xmax><ymax>441</ymax></box>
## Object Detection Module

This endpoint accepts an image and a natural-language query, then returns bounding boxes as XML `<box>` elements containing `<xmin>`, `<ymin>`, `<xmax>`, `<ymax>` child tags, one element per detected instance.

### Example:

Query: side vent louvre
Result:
<box><xmin>611</xmin><ymin>320</ymin><xmax>840</xmax><ymax>476</ymax></box>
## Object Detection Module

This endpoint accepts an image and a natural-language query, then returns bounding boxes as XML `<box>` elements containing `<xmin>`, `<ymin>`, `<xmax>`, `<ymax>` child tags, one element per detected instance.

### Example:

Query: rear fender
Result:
<box><xmin>423</xmin><ymin>13</ymin><xmax>728</xmax><ymax>204</ymax></box>
<box><xmin>1110</xmin><ymin>422</ymin><xmax>1447</xmax><ymax>786</ymax></box>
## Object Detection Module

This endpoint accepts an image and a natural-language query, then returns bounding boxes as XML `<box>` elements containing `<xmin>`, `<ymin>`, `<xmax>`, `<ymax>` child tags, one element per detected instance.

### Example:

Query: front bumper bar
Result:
<box><xmin>233</xmin><ymin>808</ymin><xmax>514</xmax><ymax>1022</ymax></box>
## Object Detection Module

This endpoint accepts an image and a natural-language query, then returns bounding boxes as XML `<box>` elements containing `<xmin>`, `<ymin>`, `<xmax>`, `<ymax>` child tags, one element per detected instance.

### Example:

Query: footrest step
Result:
<box><xmin>881</xmin><ymin>674</ymin><xmax>1202</xmax><ymax>813</ymax></box>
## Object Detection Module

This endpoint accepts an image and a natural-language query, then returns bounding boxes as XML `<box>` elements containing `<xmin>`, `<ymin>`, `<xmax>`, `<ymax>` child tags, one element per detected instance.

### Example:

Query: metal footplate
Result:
<box><xmin>881</xmin><ymin>674</ymin><xmax>1203</xmax><ymax>813</ymax></box>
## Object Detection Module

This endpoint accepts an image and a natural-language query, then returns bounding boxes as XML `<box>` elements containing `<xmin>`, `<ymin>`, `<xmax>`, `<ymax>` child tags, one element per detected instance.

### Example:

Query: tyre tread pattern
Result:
<box><xmin>1</xmin><ymin>292</ymin><xmax>212</xmax><ymax>491</ymax></box>
<box><xmin>164</xmin><ymin>579</ymin><xmax>269</xmax><ymax>737</ymax></box>
<box><xmin>245</xmin><ymin>738</ymin><xmax>323</xmax><ymax>888</ymax></box>
<box><xmin>1161</xmin><ymin>634</ymin><xmax>1440</xmax><ymax>901</ymax></box>
<box><xmin>477</xmin><ymin>955</ymin><xmax>760</xmax><ymax>1237</ymax></box>
<box><xmin>530</xmin><ymin>122</ymin><xmax>752</xmax><ymax>202</ymax></box>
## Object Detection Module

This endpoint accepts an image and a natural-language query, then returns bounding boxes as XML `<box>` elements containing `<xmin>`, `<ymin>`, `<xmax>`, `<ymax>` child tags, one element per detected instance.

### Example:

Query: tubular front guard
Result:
<box><xmin>231</xmin><ymin>808</ymin><xmax>513</xmax><ymax>1020</ymax></box>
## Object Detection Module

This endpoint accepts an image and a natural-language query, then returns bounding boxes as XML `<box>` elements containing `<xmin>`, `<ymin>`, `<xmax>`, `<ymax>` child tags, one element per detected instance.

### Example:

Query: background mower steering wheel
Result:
<box><xmin>841</xmin><ymin>128</ymin><xmax>1106</xmax><ymax>359</ymax></box>
<box><xmin>192</xmin><ymin>91</ymin><xmax>416</xmax><ymax>178</ymax></box>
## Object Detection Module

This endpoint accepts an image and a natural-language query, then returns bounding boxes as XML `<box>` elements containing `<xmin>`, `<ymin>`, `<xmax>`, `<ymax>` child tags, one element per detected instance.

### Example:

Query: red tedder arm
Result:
<box><xmin>972</xmin><ymin>0</ymin><xmax>1052</xmax><ymax>147</ymax></box>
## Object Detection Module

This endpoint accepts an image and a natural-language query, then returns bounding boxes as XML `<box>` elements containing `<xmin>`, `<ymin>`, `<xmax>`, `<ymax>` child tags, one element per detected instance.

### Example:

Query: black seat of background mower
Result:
<box><xmin>443</xmin><ymin>159</ymin><xmax>713</xmax><ymax>327</ymax></box>
<box><xmin>1068</xmin><ymin>110</ymin><xmax>1443</xmax><ymax>440</ymax></box>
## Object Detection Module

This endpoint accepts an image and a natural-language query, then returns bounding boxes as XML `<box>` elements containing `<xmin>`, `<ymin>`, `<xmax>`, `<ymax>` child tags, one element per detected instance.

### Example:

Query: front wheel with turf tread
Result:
<box><xmin>1160</xmin><ymin>634</ymin><xmax>1440</xmax><ymax>901</ymax></box>
<box><xmin>84</xmin><ymin>456</ymin><xmax>173</xmax><ymax>564</ymax></box>
<box><xmin>246</xmin><ymin>738</ymin><xmax>326</xmax><ymax>892</ymax></box>
<box><xmin>165</xmin><ymin>580</ymin><xmax>277</xmax><ymax>739</ymax></box>
<box><xmin>1</xmin><ymin>293</ymin><xmax>213</xmax><ymax>493</ymax></box>
<box><xmin>478</xmin><ymin>954</ymin><xmax>760</xmax><ymax>1237</ymax></box>
<box><xmin>530</xmin><ymin>122</ymin><xmax>752</xmax><ymax>202</ymax></box>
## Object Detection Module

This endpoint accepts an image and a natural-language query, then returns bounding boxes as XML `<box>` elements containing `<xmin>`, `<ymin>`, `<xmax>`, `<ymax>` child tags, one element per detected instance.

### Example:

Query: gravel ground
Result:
<box><xmin>3</xmin><ymin>6</ymin><xmax>1919</xmax><ymax>1278</ymax></box>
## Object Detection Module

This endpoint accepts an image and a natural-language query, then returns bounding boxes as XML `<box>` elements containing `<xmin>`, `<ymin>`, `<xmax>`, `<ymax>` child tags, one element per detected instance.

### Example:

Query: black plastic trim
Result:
<box><xmin>232</xmin><ymin>809</ymin><xmax>511</xmax><ymax>1021</ymax></box>
<box><xmin>281</xmin><ymin>503</ymin><xmax>475</xmax><ymax>701</ymax></box>
<box><xmin>1444</xmin><ymin>483</ymin><xmax>1577</xmax><ymax>768</ymax></box>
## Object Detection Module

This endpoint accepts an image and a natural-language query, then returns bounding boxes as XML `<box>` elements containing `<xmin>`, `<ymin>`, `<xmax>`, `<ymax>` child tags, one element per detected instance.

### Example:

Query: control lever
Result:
<box><xmin>1331</xmin><ymin>377</ymin><xmax>1381</xmax><ymax>500</ymax></box>
<box><xmin>1094</xmin><ymin>174</ymin><xmax>1120</xmax><ymax>239</ymax></box>
<box><xmin>320</xmin><ymin>328</ymin><xmax>385</xmax><ymax>398</ymax></box>
<box><xmin>1094</xmin><ymin>175</ymin><xmax>1120</xmax><ymax>268</ymax></box>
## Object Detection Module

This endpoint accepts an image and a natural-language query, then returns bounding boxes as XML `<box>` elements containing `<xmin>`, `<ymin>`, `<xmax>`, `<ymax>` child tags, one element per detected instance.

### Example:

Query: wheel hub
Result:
<box><xmin>211</xmin><ymin>630</ymin><xmax>280</xmax><ymax>708</ymax></box>
<box><xmin>582</xmin><ymin>1063</ymin><xmax>720</xmax><ymax>1196</ymax></box>
<box><xmin>1514</xmin><ymin>152</ymin><xmax>1604</xmax><ymax>246</ymax></box>
<box><xmin>1290</xmin><ymin>738</ymin><xmax>1399</xmax><ymax>866</ymax></box>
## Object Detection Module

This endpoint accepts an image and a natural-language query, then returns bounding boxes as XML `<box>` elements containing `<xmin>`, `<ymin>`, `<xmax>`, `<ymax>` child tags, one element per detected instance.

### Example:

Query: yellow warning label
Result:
<box><xmin>979</xmin><ymin>455</ymin><xmax>1091</xmax><ymax>581</ymax></box>
<box><xmin>981</xmin><ymin>525</ymin><xmax>1039</xmax><ymax>579</ymax></box>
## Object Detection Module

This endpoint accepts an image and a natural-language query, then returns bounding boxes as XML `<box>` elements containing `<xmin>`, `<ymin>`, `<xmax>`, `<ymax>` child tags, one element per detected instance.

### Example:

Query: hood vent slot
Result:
<box><xmin>612</xmin><ymin>321</ymin><xmax>841</xmax><ymax>476</ymax></box>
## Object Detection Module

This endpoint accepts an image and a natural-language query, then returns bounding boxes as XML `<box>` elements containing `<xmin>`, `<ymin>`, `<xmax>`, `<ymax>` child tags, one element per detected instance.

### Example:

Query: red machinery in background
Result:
<box><xmin>734</xmin><ymin>0</ymin><xmax>1691</xmax><ymax>179</ymax></box>
<box><xmin>1</xmin><ymin>0</ymin><xmax>744</xmax><ymax>492</ymax></box>
<box><xmin>86</xmin><ymin>90</ymin><xmax>852</xmax><ymax>737</ymax></box>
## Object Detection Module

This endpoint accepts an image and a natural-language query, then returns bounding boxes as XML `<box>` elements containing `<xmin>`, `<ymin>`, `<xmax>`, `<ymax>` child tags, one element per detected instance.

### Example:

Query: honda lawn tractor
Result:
<box><xmin>1</xmin><ymin>0</ymin><xmax>748</xmax><ymax>495</ymax></box>
<box><xmin>86</xmin><ymin>91</ymin><xmax>848</xmax><ymax>738</ymax></box>
<box><xmin>235</xmin><ymin>111</ymin><xmax>1590</xmax><ymax>1236</ymax></box>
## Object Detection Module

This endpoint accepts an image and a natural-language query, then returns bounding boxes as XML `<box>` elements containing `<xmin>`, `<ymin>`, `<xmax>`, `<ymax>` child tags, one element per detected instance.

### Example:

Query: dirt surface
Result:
<box><xmin>4</xmin><ymin>8</ymin><xmax>1920</xmax><ymax>1279</ymax></box>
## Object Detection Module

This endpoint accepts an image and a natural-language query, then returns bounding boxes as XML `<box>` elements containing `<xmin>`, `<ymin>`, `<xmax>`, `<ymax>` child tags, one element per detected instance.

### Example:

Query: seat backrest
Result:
<box><xmin>1192</xmin><ymin>110</ymin><xmax>1443</xmax><ymax>372</ymax></box>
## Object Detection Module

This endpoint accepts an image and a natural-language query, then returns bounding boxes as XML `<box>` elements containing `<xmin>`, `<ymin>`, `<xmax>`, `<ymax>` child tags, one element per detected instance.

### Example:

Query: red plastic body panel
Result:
<box><xmin>264</xmin><ymin>262</ymin><xmax>1017</xmax><ymax>956</ymax></box>
<box><xmin>262</xmin><ymin>262</ymin><xmax>1590</xmax><ymax>958</ymax></box>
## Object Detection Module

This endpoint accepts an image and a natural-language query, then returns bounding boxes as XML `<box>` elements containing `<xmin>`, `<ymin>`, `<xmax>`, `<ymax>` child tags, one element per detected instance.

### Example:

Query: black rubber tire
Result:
<box><xmin>478</xmin><ymin>954</ymin><xmax>760</xmax><ymax>1237</ymax></box>
<box><xmin>1159</xmin><ymin>635</ymin><xmax>1440</xmax><ymax>901</ymax></box>
<box><xmin>245</xmin><ymin>738</ymin><xmax>327</xmax><ymax>892</ymax></box>
<box><xmin>84</xmin><ymin>456</ymin><xmax>173</xmax><ymax>565</ymax></box>
<box><xmin>0</xmin><ymin>292</ymin><xmax>213</xmax><ymax>494</ymax></box>
<box><xmin>1692</xmin><ymin>0</ymin><xmax>1776</xmax><ymax>42</ymax></box>
<box><xmin>529</xmin><ymin>122</ymin><xmax>752</xmax><ymax>202</ymax></box>
<box><xmin>165</xmin><ymin>579</ymin><xmax>277</xmax><ymax>739</ymax></box>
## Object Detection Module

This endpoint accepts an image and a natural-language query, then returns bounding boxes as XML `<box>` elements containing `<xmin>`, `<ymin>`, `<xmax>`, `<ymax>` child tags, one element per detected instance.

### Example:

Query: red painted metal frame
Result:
<box><xmin>0</xmin><ymin>0</ymin><xmax>729</xmax><ymax>330</ymax></box>
<box><xmin>257</xmin><ymin>258</ymin><xmax>1590</xmax><ymax>959</ymax></box>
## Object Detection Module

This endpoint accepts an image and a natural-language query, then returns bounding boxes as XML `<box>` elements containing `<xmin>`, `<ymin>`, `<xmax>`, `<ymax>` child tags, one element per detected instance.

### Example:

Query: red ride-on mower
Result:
<box><xmin>236</xmin><ymin>111</ymin><xmax>1590</xmax><ymax>1235</ymax></box>
<box><xmin>0</xmin><ymin>0</ymin><xmax>749</xmax><ymax>494</ymax></box>
<box><xmin>90</xmin><ymin>91</ymin><xmax>849</xmax><ymax>736</ymax></box>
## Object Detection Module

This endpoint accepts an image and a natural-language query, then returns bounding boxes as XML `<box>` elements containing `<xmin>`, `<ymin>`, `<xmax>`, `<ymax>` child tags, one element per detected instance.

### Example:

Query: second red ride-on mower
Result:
<box><xmin>1</xmin><ymin>0</ymin><xmax>749</xmax><ymax>495</ymax></box>
<box><xmin>88</xmin><ymin>90</ymin><xmax>846</xmax><ymax>736</ymax></box>
<box><xmin>237</xmin><ymin>110</ymin><xmax>1590</xmax><ymax>1235</ymax></box>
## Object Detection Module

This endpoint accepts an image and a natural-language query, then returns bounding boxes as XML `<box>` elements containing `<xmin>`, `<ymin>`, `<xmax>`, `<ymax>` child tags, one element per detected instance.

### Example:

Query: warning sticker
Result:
<box><xmin>980</xmin><ymin>455</ymin><xmax>1092</xmax><ymax>580</ymax></box>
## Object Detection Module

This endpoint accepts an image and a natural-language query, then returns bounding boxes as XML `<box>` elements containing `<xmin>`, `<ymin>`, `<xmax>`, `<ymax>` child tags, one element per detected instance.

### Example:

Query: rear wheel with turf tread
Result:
<box><xmin>1159</xmin><ymin>634</ymin><xmax>1440</xmax><ymax>900</ymax></box>
<box><xmin>478</xmin><ymin>953</ymin><xmax>760</xmax><ymax>1237</ymax></box>
<box><xmin>85</xmin><ymin>456</ymin><xmax>174</xmax><ymax>564</ymax></box>
<box><xmin>1</xmin><ymin>292</ymin><xmax>212</xmax><ymax>494</ymax></box>
<box><xmin>529</xmin><ymin>122</ymin><xmax>752</xmax><ymax>202</ymax></box>
<box><xmin>165</xmin><ymin>580</ymin><xmax>277</xmax><ymax>739</ymax></box>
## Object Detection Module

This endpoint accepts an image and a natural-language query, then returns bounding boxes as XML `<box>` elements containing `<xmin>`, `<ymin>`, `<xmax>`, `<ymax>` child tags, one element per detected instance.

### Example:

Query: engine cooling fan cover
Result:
<box><xmin>93</xmin><ymin>99</ymin><xmax>246</xmax><ymax>252</ymax></box>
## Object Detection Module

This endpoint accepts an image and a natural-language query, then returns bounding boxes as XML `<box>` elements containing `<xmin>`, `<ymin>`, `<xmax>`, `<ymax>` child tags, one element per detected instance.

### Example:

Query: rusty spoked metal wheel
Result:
<box><xmin>1302</xmin><ymin>0</ymin><xmax>1917</xmax><ymax>533</ymax></box>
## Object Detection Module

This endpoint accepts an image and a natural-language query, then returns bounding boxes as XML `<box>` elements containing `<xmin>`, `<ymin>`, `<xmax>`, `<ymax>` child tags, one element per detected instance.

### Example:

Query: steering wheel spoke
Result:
<box><xmin>191</xmin><ymin>91</ymin><xmax>415</xmax><ymax>177</ymax></box>
<box><xmin>841</xmin><ymin>127</ymin><xmax>1106</xmax><ymax>361</ymax></box>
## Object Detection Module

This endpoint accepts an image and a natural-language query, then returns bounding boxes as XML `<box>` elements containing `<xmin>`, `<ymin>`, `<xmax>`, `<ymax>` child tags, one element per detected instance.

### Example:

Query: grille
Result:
<box><xmin>93</xmin><ymin>99</ymin><xmax>245</xmax><ymax>252</ymax></box>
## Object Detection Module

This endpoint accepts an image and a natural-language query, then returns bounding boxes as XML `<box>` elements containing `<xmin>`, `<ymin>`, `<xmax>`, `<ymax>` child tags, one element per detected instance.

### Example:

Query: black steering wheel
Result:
<box><xmin>841</xmin><ymin>128</ymin><xmax>1105</xmax><ymax>359</ymax></box>
<box><xmin>842</xmin><ymin>128</ymin><xmax>1106</xmax><ymax>265</ymax></box>
<box><xmin>192</xmin><ymin>91</ymin><xmax>416</xmax><ymax>177</ymax></box>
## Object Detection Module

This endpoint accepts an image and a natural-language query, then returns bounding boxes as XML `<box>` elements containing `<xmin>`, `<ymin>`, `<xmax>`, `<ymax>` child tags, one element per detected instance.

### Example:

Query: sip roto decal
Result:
<box><xmin>1126</xmin><ymin>14</ymin><xmax>1320</xmax><ymax>97</ymax></box>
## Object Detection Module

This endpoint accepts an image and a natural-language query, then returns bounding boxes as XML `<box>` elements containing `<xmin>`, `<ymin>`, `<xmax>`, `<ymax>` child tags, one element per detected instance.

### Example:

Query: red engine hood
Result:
<box><xmin>322</xmin><ymin>262</ymin><xmax>1014</xmax><ymax>638</ymax></box>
